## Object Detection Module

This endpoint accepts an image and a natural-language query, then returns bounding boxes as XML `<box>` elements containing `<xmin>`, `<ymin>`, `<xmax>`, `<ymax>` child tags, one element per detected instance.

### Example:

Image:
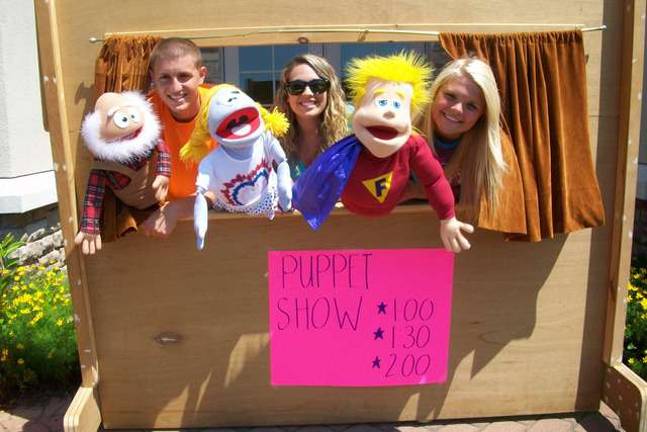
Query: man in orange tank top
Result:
<box><xmin>141</xmin><ymin>38</ymin><xmax>215</xmax><ymax>237</ymax></box>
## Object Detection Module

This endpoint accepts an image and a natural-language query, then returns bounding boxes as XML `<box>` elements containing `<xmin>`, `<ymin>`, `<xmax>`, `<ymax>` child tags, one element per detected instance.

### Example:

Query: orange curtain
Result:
<box><xmin>95</xmin><ymin>35</ymin><xmax>160</xmax><ymax>96</ymax></box>
<box><xmin>92</xmin><ymin>36</ymin><xmax>161</xmax><ymax>241</ymax></box>
<box><xmin>440</xmin><ymin>31</ymin><xmax>605</xmax><ymax>241</ymax></box>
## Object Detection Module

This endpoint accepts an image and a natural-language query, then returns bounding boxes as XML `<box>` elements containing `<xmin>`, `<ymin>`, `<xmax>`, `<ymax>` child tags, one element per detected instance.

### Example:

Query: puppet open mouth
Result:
<box><xmin>115</xmin><ymin>127</ymin><xmax>142</xmax><ymax>142</ymax></box>
<box><xmin>366</xmin><ymin>125</ymin><xmax>399</xmax><ymax>140</ymax></box>
<box><xmin>216</xmin><ymin>107</ymin><xmax>260</xmax><ymax>140</ymax></box>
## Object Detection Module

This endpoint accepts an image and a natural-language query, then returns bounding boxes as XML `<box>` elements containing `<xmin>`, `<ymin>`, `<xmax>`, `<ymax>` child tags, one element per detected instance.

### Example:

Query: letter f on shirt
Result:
<box><xmin>362</xmin><ymin>172</ymin><xmax>393</xmax><ymax>203</ymax></box>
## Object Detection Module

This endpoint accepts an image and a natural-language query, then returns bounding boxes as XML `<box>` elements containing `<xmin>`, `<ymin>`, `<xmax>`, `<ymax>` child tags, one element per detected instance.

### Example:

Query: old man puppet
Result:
<box><xmin>75</xmin><ymin>91</ymin><xmax>169</xmax><ymax>255</ymax></box>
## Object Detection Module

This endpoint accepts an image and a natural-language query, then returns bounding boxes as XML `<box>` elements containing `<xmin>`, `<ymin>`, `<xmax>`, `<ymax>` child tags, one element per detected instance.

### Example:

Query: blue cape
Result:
<box><xmin>292</xmin><ymin>135</ymin><xmax>362</xmax><ymax>230</ymax></box>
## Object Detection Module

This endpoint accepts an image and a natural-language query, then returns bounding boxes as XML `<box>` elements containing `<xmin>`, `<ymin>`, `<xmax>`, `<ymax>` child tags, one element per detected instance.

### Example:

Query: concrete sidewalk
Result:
<box><xmin>0</xmin><ymin>393</ymin><xmax>625</xmax><ymax>432</ymax></box>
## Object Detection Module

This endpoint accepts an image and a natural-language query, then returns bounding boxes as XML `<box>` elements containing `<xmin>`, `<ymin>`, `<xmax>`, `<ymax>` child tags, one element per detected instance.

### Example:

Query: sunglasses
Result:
<box><xmin>285</xmin><ymin>78</ymin><xmax>330</xmax><ymax>95</ymax></box>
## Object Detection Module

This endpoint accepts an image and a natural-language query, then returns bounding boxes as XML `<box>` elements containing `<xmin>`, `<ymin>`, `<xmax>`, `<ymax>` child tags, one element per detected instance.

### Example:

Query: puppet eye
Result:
<box><xmin>392</xmin><ymin>100</ymin><xmax>402</xmax><ymax>109</ymax></box>
<box><xmin>128</xmin><ymin>111</ymin><xmax>141</xmax><ymax>123</ymax></box>
<box><xmin>112</xmin><ymin>111</ymin><xmax>131</xmax><ymax>129</ymax></box>
<box><xmin>218</xmin><ymin>91</ymin><xmax>239</xmax><ymax>106</ymax></box>
<box><xmin>375</xmin><ymin>98</ymin><xmax>389</xmax><ymax>108</ymax></box>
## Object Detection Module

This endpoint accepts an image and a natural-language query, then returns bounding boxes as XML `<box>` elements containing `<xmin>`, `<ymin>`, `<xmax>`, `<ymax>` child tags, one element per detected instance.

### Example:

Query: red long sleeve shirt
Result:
<box><xmin>341</xmin><ymin>134</ymin><xmax>455</xmax><ymax>220</ymax></box>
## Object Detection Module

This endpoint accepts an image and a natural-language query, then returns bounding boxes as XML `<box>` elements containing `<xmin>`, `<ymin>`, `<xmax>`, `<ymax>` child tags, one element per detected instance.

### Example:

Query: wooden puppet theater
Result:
<box><xmin>33</xmin><ymin>0</ymin><xmax>645</xmax><ymax>431</ymax></box>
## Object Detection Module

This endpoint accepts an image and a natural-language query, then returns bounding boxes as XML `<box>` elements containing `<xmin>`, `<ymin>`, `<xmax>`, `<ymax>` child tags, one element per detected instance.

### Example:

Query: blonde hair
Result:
<box><xmin>424</xmin><ymin>57</ymin><xmax>506</xmax><ymax>217</ymax></box>
<box><xmin>275</xmin><ymin>54</ymin><xmax>348</xmax><ymax>159</ymax></box>
<box><xmin>346</xmin><ymin>51</ymin><xmax>432</xmax><ymax>117</ymax></box>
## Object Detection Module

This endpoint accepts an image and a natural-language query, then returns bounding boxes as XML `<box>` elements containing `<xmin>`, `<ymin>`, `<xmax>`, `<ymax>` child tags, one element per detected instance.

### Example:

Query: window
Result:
<box><xmin>213</xmin><ymin>42</ymin><xmax>447</xmax><ymax>105</ymax></box>
<box><xmin>238</xmin><ymin>45</ymin><xmax>309</xmax><ymax>105</ymax></box>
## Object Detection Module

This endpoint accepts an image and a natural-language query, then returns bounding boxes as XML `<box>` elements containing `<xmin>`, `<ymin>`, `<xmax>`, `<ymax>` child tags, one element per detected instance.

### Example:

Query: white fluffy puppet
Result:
<box><xmin>180</xmin><ymin>84</ymin><xmax>291</xmax><ymax>250</ymax></box>
<box><xmin>75</xmin><ymin>91</ymin><xmax>169</xmax><ymax>255</ymax></box>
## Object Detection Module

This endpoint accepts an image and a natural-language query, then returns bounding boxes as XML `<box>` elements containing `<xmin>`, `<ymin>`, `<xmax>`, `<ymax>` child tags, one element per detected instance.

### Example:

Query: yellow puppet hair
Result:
<box><xmin>345</xmin><ymin>51</ymin><xmax>432</xmax><ymax>116</ymax></box>
<box><xmin>180</xmin><ymin>84</ymin><xmax>235</xmax><ymax>163</ymax></box>
<box><xmin>257</xmin><ymin>104</ymin><xmax>289</xmax><ymax>138</ymax></box>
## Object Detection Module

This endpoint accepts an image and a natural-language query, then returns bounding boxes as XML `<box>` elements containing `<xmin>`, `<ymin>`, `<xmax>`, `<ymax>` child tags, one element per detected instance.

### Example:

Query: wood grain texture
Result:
<box><xmin>36</xmin><ymin>0</ymin><xmax>646</xmax><ymax>429</ymax></box>
<box><xmin>604</xmin><ymin>364</ymin><xmax>647</xmax><ymax>432</ymax></box>
<box><xmin>33</xmin><ymin>0</ymin><xmax>99</xmax><ymax>388</ymax></box>
<box><xmin>63</xmin><ymin>386</ymin><xmax>101</xmax><ymax>432</ymax></box>
<box><xmin>604</xmin><ymin>0</ymin><xmax>645</xmax><ymax>365</ymax></box>
<box><xmin>84</xmin><ymin>210</ymin><xmax>606</xmax><ymax>428</ymax></box>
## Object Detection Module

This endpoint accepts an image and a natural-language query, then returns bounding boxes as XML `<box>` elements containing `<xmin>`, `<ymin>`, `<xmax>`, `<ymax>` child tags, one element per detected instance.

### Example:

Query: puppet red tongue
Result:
<box><xmin>114</xmin><ymin>127</ymin><xmax>142</xmax><ymax>142</ymax></box>
<box><xmin>366</xmin><ymin>126</ymin><xmax>398</xmax><ymax>140</ymax></box>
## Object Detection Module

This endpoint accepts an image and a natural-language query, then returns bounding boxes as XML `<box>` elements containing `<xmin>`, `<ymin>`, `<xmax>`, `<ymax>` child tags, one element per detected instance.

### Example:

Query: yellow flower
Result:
<box><xmin>16</xmin><ymin>343</ymin><xmax>24</xmax><ymax>350</ymax></box>
<box><xmin>17</xmin><ymin>358</ymin><xmax>24</xmax><ymax>365</ymax></box>
<box><xmin>29</xmin><ymin>311</ymin><xmax>44</xmax><ymax>326</ymax></box>
<box><xmin>641</xmin><ymin>299</ymin><xmax>647</xmax><ymax>310</ymax></box>
<box><xmin>628</xmin><ymin>357</ymin><xmax>636</xmax><ymax>365</ymax></box>
<box><xmin>56</xmin><ymin>318</ymin><xmax>64</xmax><ymax>327</ymax></box>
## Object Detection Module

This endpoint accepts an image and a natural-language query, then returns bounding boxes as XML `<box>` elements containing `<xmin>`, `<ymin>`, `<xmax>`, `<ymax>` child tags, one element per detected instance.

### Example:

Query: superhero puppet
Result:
<box><xmin>74</xmin><ymin>91</ymin><xmax>169</xmax><ymax>255</ymax></box>
<box><xmin>180</xmin><ymin>85</ymin><xmax>291</xmax><ymax>250</ymax></box>
<box><xmin>292</xmin><ymin>52</ymin><xmax>473</xmax><ymax>253</ymax></box>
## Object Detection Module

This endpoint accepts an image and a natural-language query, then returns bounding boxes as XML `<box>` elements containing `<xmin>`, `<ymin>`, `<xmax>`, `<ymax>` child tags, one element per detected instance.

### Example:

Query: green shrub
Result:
<box><xmin>624</xmin><ymin>257</ymin><xmax>647</xmax><ymax>380</ymax></box>
<box><xmin>0</xmin><ymin>234</ymin><xmax>79</xmax><ymax>404</ymax></box>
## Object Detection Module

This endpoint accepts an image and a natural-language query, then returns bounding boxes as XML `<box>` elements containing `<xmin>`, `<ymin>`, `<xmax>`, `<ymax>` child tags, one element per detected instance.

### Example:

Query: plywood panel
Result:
<box><xmin>34</xmin><ymin>0</ymin><xmax>99</xmax><ymax>388</ymax></box>
<box><xmin>64</xmin><ymin>386</ymin><xmax>101</xmax><ymax>432</ymax></box>
<box><xmin>82</xmin><ymin>209</ymin><xmax>607</xmax><ymax>428</ymax></box>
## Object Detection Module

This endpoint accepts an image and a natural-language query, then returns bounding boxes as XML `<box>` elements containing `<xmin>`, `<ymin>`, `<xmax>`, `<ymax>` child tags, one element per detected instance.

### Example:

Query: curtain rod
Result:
<box><xmin>88</xmin><ymin>24</ymin><xmax>607</xmax><ymax>44</ymax></box>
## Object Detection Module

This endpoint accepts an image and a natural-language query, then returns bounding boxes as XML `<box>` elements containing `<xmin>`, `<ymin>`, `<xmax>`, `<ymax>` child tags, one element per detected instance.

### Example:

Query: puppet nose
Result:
<box><xmin>382</xmin><ymin>109</ymin><xmax>396</xmax><ymax>119</ymax></box>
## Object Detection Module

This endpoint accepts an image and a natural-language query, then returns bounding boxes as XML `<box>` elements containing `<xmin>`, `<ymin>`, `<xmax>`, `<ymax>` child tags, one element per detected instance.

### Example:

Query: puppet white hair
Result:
<box><xmin>81</xmin><ymin>91</ymin><xmax>161</xmax><ymax>163</ymax></box>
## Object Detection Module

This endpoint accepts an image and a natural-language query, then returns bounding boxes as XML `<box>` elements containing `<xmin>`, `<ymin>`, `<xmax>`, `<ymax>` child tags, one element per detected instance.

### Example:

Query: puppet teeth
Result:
<box><xmin>231</xmin><ymin>123</ymin><xmax>252</xmax><ymax>136</ymax></box>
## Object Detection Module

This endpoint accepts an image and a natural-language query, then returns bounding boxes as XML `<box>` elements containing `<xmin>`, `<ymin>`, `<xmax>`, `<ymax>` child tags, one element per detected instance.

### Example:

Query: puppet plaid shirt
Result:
<box><xmin>80</xmin><ymin>140</ymin><xmax>171</xmax><ymax>234</ymax></box>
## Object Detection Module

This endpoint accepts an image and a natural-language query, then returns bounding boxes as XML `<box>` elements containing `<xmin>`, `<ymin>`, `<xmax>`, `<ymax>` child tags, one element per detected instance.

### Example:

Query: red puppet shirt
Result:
<box><xmin>341</xmin><ymin>134</ymin><xmax>455</xmax><ymax>220</ymax></box>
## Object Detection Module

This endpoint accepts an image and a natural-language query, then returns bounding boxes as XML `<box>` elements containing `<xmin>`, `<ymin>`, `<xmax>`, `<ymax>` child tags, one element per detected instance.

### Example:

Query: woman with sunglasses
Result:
<box><xmin>275</xmin><ymin>54</ymin><xmax>348</xmax><ymax>179</ymax></box>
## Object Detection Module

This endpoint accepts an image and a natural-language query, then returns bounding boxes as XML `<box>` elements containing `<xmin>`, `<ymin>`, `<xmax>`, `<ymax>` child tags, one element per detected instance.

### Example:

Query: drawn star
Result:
<box><xmin>373</xmin><ymin>327</ymin><xmax>384</xmax><ymax>340</ymax></box>
<box><xmin>377</xmin><ymin>302</ymin><xmax>387</xmax><ymax>314</ymax></box>
<box><xmin>372</xmin><ymin>356</ymin><xmax>381</xmax><ymax>368</ymax></box>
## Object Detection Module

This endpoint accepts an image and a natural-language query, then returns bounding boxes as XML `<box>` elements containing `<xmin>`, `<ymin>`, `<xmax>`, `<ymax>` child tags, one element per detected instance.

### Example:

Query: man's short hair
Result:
<box><xmin>148</xmin><ymin>37</ymin><xmax>204</xmax><ymax>75</ymax></box>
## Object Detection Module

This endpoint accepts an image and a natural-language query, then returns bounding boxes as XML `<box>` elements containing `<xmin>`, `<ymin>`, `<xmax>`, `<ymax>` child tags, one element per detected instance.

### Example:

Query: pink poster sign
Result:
<box><xmin>268</xmin><ymin>248</ymin><xmax>454</xmax><ymax>387</ymax></box>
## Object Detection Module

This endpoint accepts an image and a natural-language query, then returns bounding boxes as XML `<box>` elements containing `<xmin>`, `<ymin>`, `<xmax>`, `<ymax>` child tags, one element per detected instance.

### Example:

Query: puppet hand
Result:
<box><xmin>194</xmin><ymin>190</ymin><xmax>209</xmax><ymax>250</ymax></box>
<box><xmin>152</xmin><ymin>175</ymin><xmax>169</xmax><ymax>203</ymax></box>
<box><xmin>439</xmin><ymin>217</ymin><xmax>474</xmax><ymax>253</ymax></box>
<box><xmin>74</xmin><ymin>231</ymin><xmax>102</xmax><ymax>255</ymax></box>
<box><xmin>278</xmin><ymin>185</ymin><xmax>292</xmax><ymax>212</ymax></box>
<box><xmin>276</xmin><ymin>161</ymin><xmax>293</xmax><ymax>212</ymax></box>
